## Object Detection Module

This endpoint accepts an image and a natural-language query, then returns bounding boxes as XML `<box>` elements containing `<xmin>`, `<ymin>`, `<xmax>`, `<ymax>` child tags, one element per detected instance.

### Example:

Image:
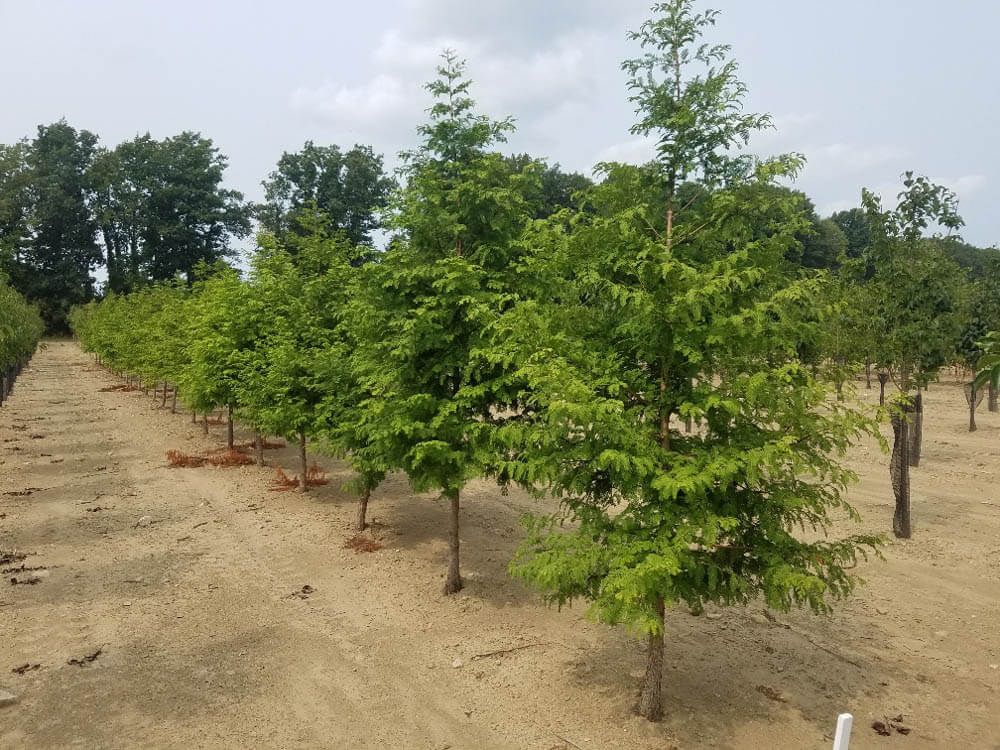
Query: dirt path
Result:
<box><xmin>1</xmin><ymin>342</ymin><xmax>999</xmax><ymax>749</ymax></box>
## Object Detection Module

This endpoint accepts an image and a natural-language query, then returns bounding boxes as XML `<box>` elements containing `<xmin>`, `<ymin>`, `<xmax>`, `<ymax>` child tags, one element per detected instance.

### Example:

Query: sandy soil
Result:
<box><xmin>1</xmin><ymin>341</ymin><xmax>998</xmax><ymax>750</ymax></box>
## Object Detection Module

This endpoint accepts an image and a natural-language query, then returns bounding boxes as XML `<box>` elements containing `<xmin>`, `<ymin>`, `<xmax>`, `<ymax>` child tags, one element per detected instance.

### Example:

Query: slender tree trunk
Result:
<box><xmin>227</xmin><ymin>406</ymin><xmax>235</xmax><ymax>449</ymax></box>
<box><xmin>356</xmin><ymin>487</ymin><xmax>371</xmax><ymax>532</ymax></box>
<box><xmin>161</xmin><ymin>381</ymin><xmax>168</xmax><ymax>408</ymax></box>
<box><xmin>255</xmin><ymin>429</ymin><xmax>264</xmax><ymax>466</ymax></box>
<box><xmin>171</xmin><ymin>387</ymin><xmax>177</xmax><ymax>414</ymax></box>
<box><xmin>202</xmin><ymin>413</ymin><xmax>209</xmax><ymax>435</ymax></box>
<box><xmin>908</xmin><ymin>392</ymin><xmax>922</xmax><ymax>467</ymax></box>
<box><xmin>191</xmin><ymin>408</ymin><xmax>197</xmax><ymax>424</ymax></box>
<box><xmin>878</xmin><ymin>372</ymin><xmax>889</xmax><ymax>406</ymax></box>
<box><xmin>637</xmin><ymin>597</ymin><xmax>666</xmax><ymax>721</ymax></box>
<box><xmin>298</xmin><ymin>432</ymin><xmax>308</xmax><ymax>492</ymax></box>
<box><xmin>865</xmin><ymin>360</ymin><xmax>872</xmax><ymax>389</ymax></box>
<box><xmin>443</xmin><ymin>488</ymin><xmax>463</xmax><ymax>595</ymax></box>
<box><xmin>989</xmin><ymin>382</ymin><xmax>997</xmax><ymax>413</ymax></box>
<box><xmin>890</xmin><ymin>409</ymin><xmax>911</xmax><ymax>539</ymax></box>
<box><xmin>970</xmin><ymin>384</ymin><xmax>978</xmax><ymax>432</ymax></box>
<box><xmin>835</xmin><ymin>379</ymin><xmax>844</xmax><ymax>401</ymax></box>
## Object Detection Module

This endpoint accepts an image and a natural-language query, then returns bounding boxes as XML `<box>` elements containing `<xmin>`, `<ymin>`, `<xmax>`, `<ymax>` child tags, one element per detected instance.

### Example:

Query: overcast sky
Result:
<box><xmin>2</xmin><ymin>0</ymin><xmax>997</xmax><ymax>247</ymax></box>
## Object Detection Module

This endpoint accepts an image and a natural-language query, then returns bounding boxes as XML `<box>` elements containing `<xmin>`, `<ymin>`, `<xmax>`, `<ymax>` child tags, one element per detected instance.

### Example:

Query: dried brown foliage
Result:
<box><xmin>206</xmin><ymin>450</ymin><xmax>254</xmax><ymax>467</ymax></box>
<box><xmin>166</xmin><ymin>449</ymin><xmax>254</xmax><ymax>469</ymax></box>
<box><xmin>166</xmin><ymin>450</ymin><xmax>207</xmax><ymax>468</ymax></box>
<box><xmin>344</xmin><ymin>535</ymin><xmax>383</xmax><ymax>553</ymax></box>
<box><xmin>269</xmin><ymin>463</ymin><xmax>329</xmax><ymax>491</ymax></box>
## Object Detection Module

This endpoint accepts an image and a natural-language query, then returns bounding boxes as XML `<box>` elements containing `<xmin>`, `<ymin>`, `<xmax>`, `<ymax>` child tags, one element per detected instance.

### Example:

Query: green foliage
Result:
<box><xmin>5</xmin><ymin>121</ymin><xmax>101</xmax><ymax>332</ymax></box>
<box><xmin>259</xmin><ymin>142</ymin><xmax>393</xmax><ymax>249</ymax></box>
<box><xmin>861</xmin><ymin>175</ymin><xmax>971</xmax><ymax>389</ymax></box>
<box><xmin>501</xmin><ymin>1</ymin><xmax>882</xmax><ymax>647</ymax></box>
<box><xmin>0</xmin><ymin>274</ymin><xmax>44</xmax><ymax>377</ymax></box>
<box><xmin>90</xmin><ymin>132</ymin><xmax>250</xmax><ymax>293</ymax></box>
<box><xmin>347</xmin><ymin>50</ymin><xmax>541</xmax><ymax>499</ymax></box>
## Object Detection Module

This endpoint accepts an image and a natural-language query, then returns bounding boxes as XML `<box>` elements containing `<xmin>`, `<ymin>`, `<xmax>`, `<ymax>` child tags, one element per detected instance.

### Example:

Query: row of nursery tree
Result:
<box><xmin>67</xmin><ymin>1</ymin><xmax>994</xmax><ymax>721</ymax></box>
<box><xmin>0</xmin><ymin>274</ymin><xmax>44</xmax><ymax>405</ymax></box>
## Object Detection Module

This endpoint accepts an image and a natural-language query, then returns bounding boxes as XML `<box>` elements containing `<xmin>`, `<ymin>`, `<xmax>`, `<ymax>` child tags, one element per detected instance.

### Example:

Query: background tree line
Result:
<box><xmin>5</xmin><ymin>114</ymin><xmax>995</xmax><ymax>333</ymax></box>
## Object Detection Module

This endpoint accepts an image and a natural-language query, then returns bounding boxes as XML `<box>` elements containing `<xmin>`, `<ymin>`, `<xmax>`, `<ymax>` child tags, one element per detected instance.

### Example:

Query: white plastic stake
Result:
<box><xmin>832</xmin><ymin>713</ymin><xmax>853</xmax><ymax>750</ymax></box>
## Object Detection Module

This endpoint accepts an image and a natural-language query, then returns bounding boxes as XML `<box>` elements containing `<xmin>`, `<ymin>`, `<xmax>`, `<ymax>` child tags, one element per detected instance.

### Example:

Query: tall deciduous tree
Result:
<box><xmin>348</xmin><ymin>51</ymin><xmax>541</xmax><ymax>594</ymax></box>
<box><xmin>502</xmin><ymin>1</ymin><xmax>881</xmax><ymax>721</ymax></box>
<box><xmin>259</xmin><ymin>141</ymin><xmax>393</xmax><ymax>249</ymax></box>
<box><xmin>91</xmin><ymin>132</ymin><xmax>250</xmax><ymax>293</ymax></box>
<box><xmin>9</xmin><ymin>121</ymin><xmax>102</xmax><ymax>331</ymax></box>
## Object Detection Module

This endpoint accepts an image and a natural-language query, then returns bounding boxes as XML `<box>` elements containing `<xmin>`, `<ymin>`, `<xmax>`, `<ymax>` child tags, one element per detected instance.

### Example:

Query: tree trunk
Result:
<box><xmin>171</xmin><ymin>387</ymin><xmax>177</xmax><ymax>414</ymax></box>
<box><xmin>835</xmin><ymin>379</ymin><xmax>843</xmax><ymax>401</ymax></box>
<box><xmin>227</xmin><ymin>406</ymin><xmax>235</xmax><ymax>450</ymax></box>
<box><xmin>255</xmin><ymin>429</ymin><xmax>265</xmax><ymax>466</ymax></box>
<box><xmin>907</xmin><ymin>392</ymin><xmax>922</xmax><ymax>467</ymax></box>
<box><xmin>202</xmin><ymin>413</ymin><xmax>209</xmax><ymax>435</ymax></box>
<box><xmin>356</xmin><ymin>487</ymin><xmax>371</xmax><ymax>532</ymax></box>
<box><xmin>865</xmin><ymin>360</ymin><xmax>872</xmax><ymax>389</ymax></box>
<box><xmin>877</xmin><ymin>372</ymin><xmax>889</xmax><ymax>406</ymax></box>
<box><xmin>970</xmin><ymin>384</ymin><xmax>978</xmax><ymax>432</ymax></box>
<box><xmin>637</xmin><ymin>597</ymin><xmax>666</xmax><ymax>721</ymax></box>
<box><xmin>298</xmin><ymin>432</ymin><xmax>308</xmax><ymax>493</ymax></box>
<box><xmin>989</xmin><ymin>382</ymin><xmax>998</xmax><ymax>413</ymax></box>
<box><xmin>890</xmin><ymin>410</ymin><xmax>911</xmax><ymax>539</ymax></box>
<box><xmin>191</xmin><ymin>409</ymin><xmax>197</xmax><ymax>424</ymax></box>
<box><xmin>443</xmin><ymin>489</ymin><xmax>463</xmax><ymax>594</ymax></box>
<box><xmin>161</xmin><ymin>381</ymin><xmax>168</xmax><ymax>408</ymax></box>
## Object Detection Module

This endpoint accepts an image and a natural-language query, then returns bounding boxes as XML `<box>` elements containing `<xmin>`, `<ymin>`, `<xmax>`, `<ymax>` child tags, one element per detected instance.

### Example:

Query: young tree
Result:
<box><xmin>237</xmin><ymin>212</ymin><xmax>362</xmax><ymax>489</ymax></box>
<box><xmin>863</xmin><ymin>177</ymin><xmax>969</xmax><ymax>465</ymax></box>
<box><xmin>501</xmin><ymin>1</ymin><xmax>881</xmax><ymax>721</ymax></box>
<box><xmin>348</xmin><ymin>51</ymin><xmax>541</xmax><ymax>593</ymax></box>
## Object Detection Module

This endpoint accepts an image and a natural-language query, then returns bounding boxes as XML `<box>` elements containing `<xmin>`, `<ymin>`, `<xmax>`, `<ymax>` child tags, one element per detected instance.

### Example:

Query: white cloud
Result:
<box><xmin>289</xmin><ymin>73</ymin><xmax>420</xmax><ymax>133</ymax></box>
<box><xmin>946</xmin><ymin>173</ymin><xmax>988</xmax><ymax>199</ymax></box>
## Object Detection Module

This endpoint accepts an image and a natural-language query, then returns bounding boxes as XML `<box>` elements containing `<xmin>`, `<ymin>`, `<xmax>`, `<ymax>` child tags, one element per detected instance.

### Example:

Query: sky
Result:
<box><xmin>2</xmin><ymin>0</ymin><xmax>997</xmax><ymax>247</ymax></box>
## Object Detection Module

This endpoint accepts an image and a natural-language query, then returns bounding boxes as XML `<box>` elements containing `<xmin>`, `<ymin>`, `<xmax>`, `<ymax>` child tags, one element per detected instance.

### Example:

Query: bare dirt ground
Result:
<box><xmin>1</xmin><ymin>341</ymin><xmax>998</xmax><ymax>750</ymax></box>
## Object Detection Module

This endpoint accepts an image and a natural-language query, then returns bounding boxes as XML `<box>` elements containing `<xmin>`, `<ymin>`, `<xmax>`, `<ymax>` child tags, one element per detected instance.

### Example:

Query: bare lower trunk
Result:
<box><xmin>878</xmin><ymin>372</ymin><xmax>889</xmax><ymax>406</ymax></box>
<box><xmin>298</xmin><ymin>432</ymin><xmax>308</xmax><ymax>492</ymax></box>
<box><xmin>356</xmin><ymin>487</ymin><xmax>371</xmax><ymax>532</ymax></box>
<box><xmin>161</xmin><ymin>381</ymin><xmax>168</xmax><ymax>407</ymax></box>
<box><xmin>171</xmin><ymin>387</ymin><xmax>177</xmax><ymax>414</ymax></box>
<box><xmin>443</xmin><ymin>489</ymin><xmax>462</xmax><ymax>594</ymax></box>
<box><xmin>637</xmin><ymin>597</ymin><xmax>666</xmax><ymax>721</ymax></box>
<box><xmin>990</xmin><ymin>382</ymin><xmax>997</xmax><ymax>413</ymax></box>
<box><xmin>191</xmin><ymin>408</ymin><xmax>197</xmax><ymax>424</ymax></box>
<box><xmin>907</xmin><ymin>392</ymin><xmax>922</xmax><ymax>467</ymax></box>
<box><xmin>202</xmin><ymin>413</ymin><xmax>209</xmax><ymax>435</ymax></box>
<box><xmin>890</xmin><ymin>410</ymin><xmax>911</xmax><ymax>538</ymax></box>
<box><xmin>227</xmin><ymin>406</ymin><xmax>235</xmax><ymax>450</ymax></box>
<box><xmin>255</xmin><ymin>430</ymin><xmax>264</xmax><ymax>466</ymax></box>
<box><xmin>865</xmin><ymin>360</ymin><xmax>872</xmax><ymax>389</ymax></box>
<box><xmin>970</xmin><ymin>385</ymin><xmax>978</xmax><ymax>432</ymax></box>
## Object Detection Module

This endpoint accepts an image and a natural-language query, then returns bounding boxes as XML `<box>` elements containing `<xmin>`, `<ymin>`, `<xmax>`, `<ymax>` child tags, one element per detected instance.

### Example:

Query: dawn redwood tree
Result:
<box><xmin>348</xmin><ymin>51</ymin><xmax>541</xmax><ymax>593</ymax></box>
<box><xmin>178</xmin><ymin>264</ymin><xmax>255</xmax><ymax>446</ymax></box>
<box><xmin>863</xmin><ymin>176</ymin><xmax>968</xmax><ymax>465</ymax></box>
<box><xmin>237</xmin><ymin>212</ymin><xmax>362</xmax><ymax>490</ymax></box>
<box><xmin>500</xmin><ymin>1</ymin><xmax>882</xmax><ymax>721</ymax></box>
